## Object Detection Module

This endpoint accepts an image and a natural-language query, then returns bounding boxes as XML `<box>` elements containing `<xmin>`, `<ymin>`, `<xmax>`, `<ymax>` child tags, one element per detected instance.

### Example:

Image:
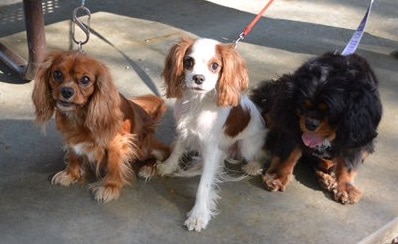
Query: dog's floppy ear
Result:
<box><xmin>32</xmin><ymin>53</ymin><xmax>57</xmax><ymax>127</ymax></box>
<box><xmin>216</xmin><ymin>43</ymin><xmax>249</xmax><ymax>107</ymax></box>
<box><xmin>338</xmin><ymin>79</ymin><xmax>382</xmax><ymax>148</ymax></box>
<box><xmin>85</xmin><ymin>62</ymin><xmax>123</xmax><ymax>143</ymax></box>
<box><xmin>162</xmin><ymin>37</ymin><xmax>194</xmax><ymax>99</ymax></box>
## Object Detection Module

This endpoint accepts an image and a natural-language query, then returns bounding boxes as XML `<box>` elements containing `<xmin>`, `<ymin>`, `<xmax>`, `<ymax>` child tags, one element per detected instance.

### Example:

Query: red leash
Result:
<box><xmin>234</xmin><ymin>0</ymin><xmax>275</xmax><ymax>46</ymax></box>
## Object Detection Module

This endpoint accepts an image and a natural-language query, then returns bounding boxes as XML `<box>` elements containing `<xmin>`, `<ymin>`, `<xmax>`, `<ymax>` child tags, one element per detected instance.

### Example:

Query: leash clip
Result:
<box><xmin>233</xmin><ymin>0</ymin><xmax>275</xmax><ymax>48</ymax></box>
<box><xmin>234</xmin><ymin>32</ymin><xmax>245</xmax><ymax>48</ymax></box>
<box><xmin>72</xmin><ymin>5</ymin><xmax>91</xmax><ymax>52</ymax></box>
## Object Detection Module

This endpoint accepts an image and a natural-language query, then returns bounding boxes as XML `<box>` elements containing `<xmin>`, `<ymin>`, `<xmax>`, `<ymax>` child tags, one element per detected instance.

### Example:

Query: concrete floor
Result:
<box><xmin>0</xmin><ymin>0</ymin><xmax>397</xmax><ymax>243</ymax></box>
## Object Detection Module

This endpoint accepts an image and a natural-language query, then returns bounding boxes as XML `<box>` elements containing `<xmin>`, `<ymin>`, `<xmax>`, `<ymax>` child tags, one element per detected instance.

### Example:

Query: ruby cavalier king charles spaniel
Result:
<box><xmin>156</xmin><ymin>38</ymin><xmax>266</xmax><ymax>231</ymax></box>
<box><xmin>32</xmin><ymin>51</ymin><xmax>170</xmax><ymax>202</ymax></box>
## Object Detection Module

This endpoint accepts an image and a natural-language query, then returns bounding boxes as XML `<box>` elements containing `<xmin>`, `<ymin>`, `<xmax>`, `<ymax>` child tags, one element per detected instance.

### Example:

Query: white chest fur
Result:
<box><xmin>174</xmin><ymin>93</ymin><xmax>230</xmax><ymax>141</ymax></box>
<box><xmin>71</xmin><ymin>143</ymin><xmax>98</xmax><ymax>163</ymax></box>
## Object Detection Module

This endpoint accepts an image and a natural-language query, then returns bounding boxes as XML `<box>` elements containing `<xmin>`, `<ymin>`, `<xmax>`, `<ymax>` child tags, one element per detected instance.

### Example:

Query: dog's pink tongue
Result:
<box><xmin>302</xmin><ymin>132</ymin><xmax>324</xmax><ymax>148</ymax></box>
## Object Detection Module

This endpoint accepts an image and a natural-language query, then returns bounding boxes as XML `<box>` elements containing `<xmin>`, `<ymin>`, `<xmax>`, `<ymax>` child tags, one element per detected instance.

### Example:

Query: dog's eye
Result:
<box><xmin>304</xmin><ymin>100</ymin><xmax>314</xmax><ymax>110</ymax></box>
<box><xmin>184</xmin><ymin>57</ymin><xmax>194</xmax><ymax>69</ymax></box>
<box><xmin>318</xmin><ymin>103</ymin><xmax>329</xmax><ymax>112</ymax></box>
<box><xmin>210</xmin><ymin>62</ymin><xmax>219</xmax><ymax>72</ymax></box>
<box><xmin>53</xmin><ymin>70</ymin><xmax>64</xmax><ymax>82</ymax></box>
<box><xmin>79</xmin><ymin>76</ymin><xmax>91</xmax><ymax>86</ymax></box>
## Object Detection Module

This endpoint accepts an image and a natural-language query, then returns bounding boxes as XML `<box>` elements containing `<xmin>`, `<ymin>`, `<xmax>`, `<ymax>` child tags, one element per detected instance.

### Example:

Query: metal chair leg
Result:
<box><xmin>0</xmin><ymin>0</ymin><xmax>46</xmax><ymax>82</ymax></box>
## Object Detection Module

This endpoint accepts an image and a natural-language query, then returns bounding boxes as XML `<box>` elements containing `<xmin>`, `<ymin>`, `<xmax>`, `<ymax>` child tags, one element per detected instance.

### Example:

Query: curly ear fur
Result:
<box><xmin>337</xmin><ymin>79</ymin><xmax>382</xmax><ymax>148</ymax></box>
<box><xmin>85</xmin><ymin>63</ymin><xmax>123</xmax><ymax>143</ymax></box>
<box><xmin>32</xmin><ymin>53</ymin><xmax>57</xmax><ymax>127</ymax></box>
<box><xmin>162</xmin><ymin>37</ymin><xmax>194</xmax><ymax>98</ymax></box>
<box><xmin>216</xmin><ymin>44</ymin><xmax>249</xmax><ymax>107</ymax></box>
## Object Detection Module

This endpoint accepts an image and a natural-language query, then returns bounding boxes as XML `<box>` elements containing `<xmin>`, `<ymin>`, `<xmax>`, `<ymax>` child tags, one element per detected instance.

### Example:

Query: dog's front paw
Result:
<box><xmin>315</xmin><ymin>170</ymin><xmax>337</xmax><ymax>191</ymax></box>
<box><xmin>333</xmin><ymin>182</ymin><xmax>362</xmax><ymax>204</ymax></box>
<box><xmin>51</xmin><ymin>170</ymin><xmax>78</xmax><ymax>186</ymax></box>
<box><xmin>184</xmin><ymin>210</ymin><xmax>211</xmax><ymax>232</ymax></box>
<box><xmin>138</xmin><ymin>163</ymin><xmax>158</xmax><ymax>181</ymax></box>
<box><xmin>89</xmin><ymin>183</ymin><xmax>121</xmax><ymax>203</ymax></box>
<box><xmin>242</xmin><ymin>161</ymin><xmax>263</xmax><ymax>176</ymax></box>
<box><xmin>263</xmin><ymin>172</ymin><xmax>292</xmax><ymax>192</ymax></box>
<box><xmin>157</xmin><ymin>160</ymin><xmax>179</xmax><ymax>176</ymax></box>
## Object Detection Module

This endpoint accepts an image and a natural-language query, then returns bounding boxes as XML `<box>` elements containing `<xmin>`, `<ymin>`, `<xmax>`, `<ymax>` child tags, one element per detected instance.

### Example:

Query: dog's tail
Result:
<box><xmin>131</xmin><ymin>94</ymin><xmax>167</xmax><ymax>123</ymax></box>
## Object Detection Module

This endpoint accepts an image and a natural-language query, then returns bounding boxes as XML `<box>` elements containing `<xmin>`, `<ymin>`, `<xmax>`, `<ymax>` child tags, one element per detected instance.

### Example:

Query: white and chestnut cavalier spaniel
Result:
<box><xmin>157</xmin><ymin>38</ymin><xmax>266</xmax><ymax>231</ymax></box>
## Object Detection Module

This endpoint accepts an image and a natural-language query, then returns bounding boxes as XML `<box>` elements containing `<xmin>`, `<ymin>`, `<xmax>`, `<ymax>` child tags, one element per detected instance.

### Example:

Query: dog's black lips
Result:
<box><xmin>57</xmin><ymin>100</ymin><xmax>74</xmax><ymax>107</ymax></box>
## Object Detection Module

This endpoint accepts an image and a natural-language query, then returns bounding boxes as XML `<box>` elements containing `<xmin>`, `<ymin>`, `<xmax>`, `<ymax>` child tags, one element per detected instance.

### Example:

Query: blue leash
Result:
<box><xmin>341</xmin><ymin>0</ymin><xmax>375</xmax><ymax>56</ymax></box>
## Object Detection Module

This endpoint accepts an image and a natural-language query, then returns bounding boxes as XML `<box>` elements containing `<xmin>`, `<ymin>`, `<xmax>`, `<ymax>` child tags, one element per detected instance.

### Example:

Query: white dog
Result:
<box><xmin>157</xmin><ymin>37</ymin><xmax>266</xmax><ymax>232</ymax></box>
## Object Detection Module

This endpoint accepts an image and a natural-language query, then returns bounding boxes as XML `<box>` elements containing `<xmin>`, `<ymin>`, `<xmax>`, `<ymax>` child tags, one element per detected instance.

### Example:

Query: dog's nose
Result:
<box><xmin>193</xmin><ymin>74</ymin><xmax>205</xmax><ymax>85</ymax></box>
<box><xmin>61</xmin><ymin>87</ymin><xmax>75</xmax><ymax>99</ymax></box>
<box><xmin>305</xmin><ymin>118</ymin><xmax>320</xmax><ymax>131</ymax></box>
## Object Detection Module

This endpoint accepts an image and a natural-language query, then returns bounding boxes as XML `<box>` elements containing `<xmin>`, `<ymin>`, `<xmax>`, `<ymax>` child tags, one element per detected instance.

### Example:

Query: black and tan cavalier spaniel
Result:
<box><xmin>251</xmin><ymin>52</ymin><xmax>383</xmax><ymax>204</ymax></box>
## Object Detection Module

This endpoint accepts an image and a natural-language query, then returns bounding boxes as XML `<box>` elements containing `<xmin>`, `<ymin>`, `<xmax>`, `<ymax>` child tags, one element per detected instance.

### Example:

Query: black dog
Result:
<box><xmin>251</xmin><ymin>52</ymin><xmax>382</xmax><ymax>204</ymax></box>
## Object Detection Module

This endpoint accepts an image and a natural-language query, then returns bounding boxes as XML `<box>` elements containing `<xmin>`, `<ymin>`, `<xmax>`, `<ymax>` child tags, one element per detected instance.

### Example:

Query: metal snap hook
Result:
<box><xmin>71</xmin><ymin>6</ymin><xmax>91</xmax><ymax>49</ymax></box>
